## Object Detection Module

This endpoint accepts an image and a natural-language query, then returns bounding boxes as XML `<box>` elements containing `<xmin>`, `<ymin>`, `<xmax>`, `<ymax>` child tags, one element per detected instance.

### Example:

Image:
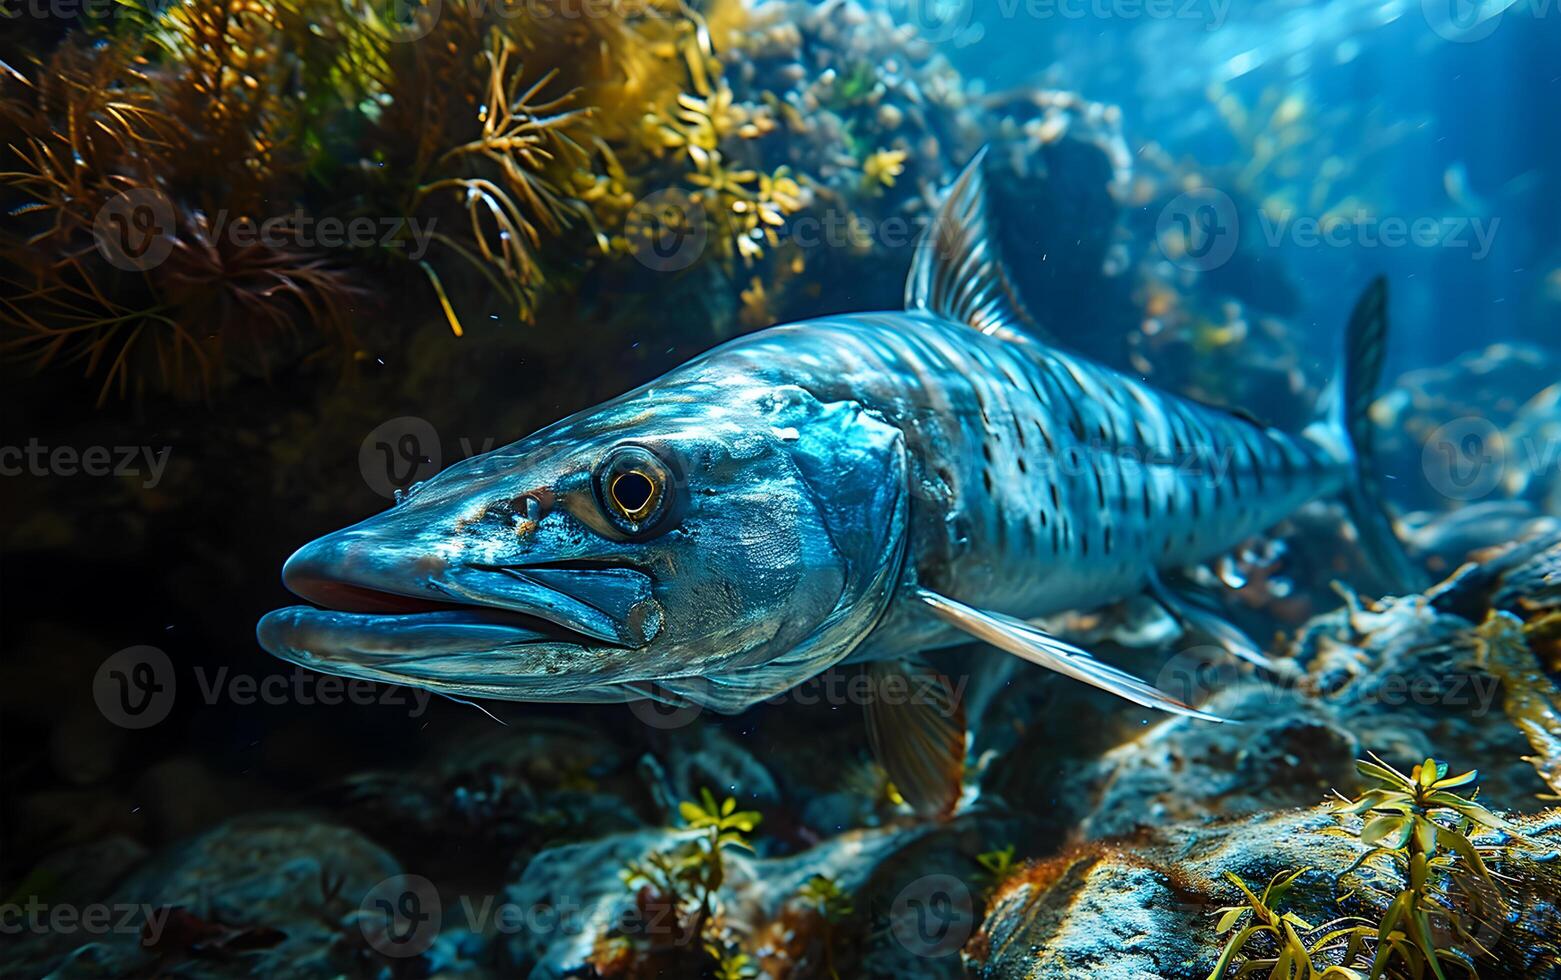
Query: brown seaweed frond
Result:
<box><xmin>0</xmin><ymin>15</ymin><xmax>365</xmax><ymax>400</ymax></box>
<box><xmin>1475</xmin><ymin>611</ymin><xmax>1561</xmax><ymax>800</ymax></box>
<box><xmin>161</xmin><ymin>210</ymin><xmax>362</xmax><ymax>373</ymax></box>
<box><xmin>1</xmin><ymin>215</ymin><xmax>361</xmax><ymax>405</ymax></box>
<box><xmin>0</xmin><ymin>261</ymin><xmax>201</xmax><ymax>405</ymax></box>
<box><xmin>406</xmin><ymin>29</ymin><xmax>595</xmax><ymax>328</ymax></box>
<box><xmin>0</xmin><ymin>40</ymin><xmax>176</xmax><ymax>238</ymax></box>
<box><xmin>144</xmin><ymin>0</ymin><xmax>301</xmax><ymax>205</ymax></box>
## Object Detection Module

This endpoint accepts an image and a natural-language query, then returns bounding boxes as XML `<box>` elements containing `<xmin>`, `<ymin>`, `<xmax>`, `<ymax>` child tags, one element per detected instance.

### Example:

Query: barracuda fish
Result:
<box><xmin>258</xmin><ymin>151</ymin><xmax>1422</xmax><ymax>808</ymax></box>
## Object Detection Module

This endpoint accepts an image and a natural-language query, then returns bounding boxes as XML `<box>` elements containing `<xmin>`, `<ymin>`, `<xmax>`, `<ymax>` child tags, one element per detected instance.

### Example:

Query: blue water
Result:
<box><xmin>936</xmin><ymin>0</ymin><xmax>1559</xmax><ymax>371</ymax></box>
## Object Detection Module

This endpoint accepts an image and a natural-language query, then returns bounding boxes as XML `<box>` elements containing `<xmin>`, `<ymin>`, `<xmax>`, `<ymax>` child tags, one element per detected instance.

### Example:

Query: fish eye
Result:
<box><xmin>593</xmin><ymin>445</ymin><xmax>677</xmax><ymax>536</ymax></box>
<box><xmin>610</xmin><ymin>470</ymin><xmax>657</xmax><ymax>519</ymax></box>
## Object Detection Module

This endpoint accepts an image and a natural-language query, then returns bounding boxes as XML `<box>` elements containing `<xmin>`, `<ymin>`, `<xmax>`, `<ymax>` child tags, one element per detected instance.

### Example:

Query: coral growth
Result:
<box><xmin>1</xmin><ymin>0</ymin><xmax>998</xmax><ymax>400</ymax></box>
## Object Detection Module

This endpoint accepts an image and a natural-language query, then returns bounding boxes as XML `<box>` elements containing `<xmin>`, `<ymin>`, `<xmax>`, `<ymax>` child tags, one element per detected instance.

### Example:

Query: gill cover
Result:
<box><xmin>654</xmin><ymin>387</ymin><xmax>910</xmax><ymax>712</ymax></box>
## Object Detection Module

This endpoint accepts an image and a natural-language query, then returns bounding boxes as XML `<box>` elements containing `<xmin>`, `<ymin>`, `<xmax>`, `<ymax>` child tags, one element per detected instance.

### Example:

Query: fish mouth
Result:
<box><xmin>256</xmin><ymin>535</ymin><xmax>662</xmax><ymax>697</ymax></box>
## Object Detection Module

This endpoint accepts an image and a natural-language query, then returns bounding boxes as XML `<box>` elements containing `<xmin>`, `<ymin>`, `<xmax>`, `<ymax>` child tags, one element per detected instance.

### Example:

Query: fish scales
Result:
<box><xmin>259</xmin><ymin>150</ymin><xmax>1420</xmax><ymax>730</ymax></box>
<box><xmin>719</xmin><ymin>311</ymin><xmax>1342</xmax><ymax>621</ymax></box>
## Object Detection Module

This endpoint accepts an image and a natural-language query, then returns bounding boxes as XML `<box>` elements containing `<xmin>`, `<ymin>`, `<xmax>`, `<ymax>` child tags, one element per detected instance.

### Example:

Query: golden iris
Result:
<box><xmin>609</xmin><ymin>469</ymin><xmax>658</xmax><ymax>520</ymax></box>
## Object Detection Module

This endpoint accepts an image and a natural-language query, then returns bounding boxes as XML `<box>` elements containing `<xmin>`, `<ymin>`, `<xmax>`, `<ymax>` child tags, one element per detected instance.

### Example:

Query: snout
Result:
<box><xmin>272</xmin><ymin>523</ymin><xmax>662</xmax><ymax>647</ymax></box>
<box><xmin>281</xmin><ymin>530</ymin><xmax>449</xmax><ymax>613</ymax></box>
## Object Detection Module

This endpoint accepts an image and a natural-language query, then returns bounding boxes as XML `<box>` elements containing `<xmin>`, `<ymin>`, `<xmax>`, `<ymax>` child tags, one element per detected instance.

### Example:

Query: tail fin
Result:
<box><xmin>1333</xmin><ymin>277</ymin><xmax>1428</xmax><ymax>594</ymax></box>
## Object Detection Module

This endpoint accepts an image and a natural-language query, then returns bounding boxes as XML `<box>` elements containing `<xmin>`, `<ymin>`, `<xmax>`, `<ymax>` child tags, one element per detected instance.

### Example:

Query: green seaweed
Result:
<box><xmin>1211</xmin><ymin>757</ymin><xmax>1520</xmax><ymax>980</ymax></box>
<box><xmin>616</xmin><ymin>789</ymin><xmax>761</xmax><ymax>970</ymax></box>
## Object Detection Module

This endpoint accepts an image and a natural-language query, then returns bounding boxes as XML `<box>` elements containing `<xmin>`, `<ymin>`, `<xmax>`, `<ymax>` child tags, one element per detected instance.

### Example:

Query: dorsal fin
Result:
<box><xmin>904</xmin><ymin>146</ymin><xmax>1048</xmax><ymax>344</ymax></box>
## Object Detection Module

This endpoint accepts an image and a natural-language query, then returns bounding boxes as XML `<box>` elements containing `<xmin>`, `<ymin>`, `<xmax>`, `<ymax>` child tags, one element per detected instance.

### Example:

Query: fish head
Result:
<box><xmin>257</xmin><ymin>376</ymin><xmax>908</xmax><ymax>711</ymax></box>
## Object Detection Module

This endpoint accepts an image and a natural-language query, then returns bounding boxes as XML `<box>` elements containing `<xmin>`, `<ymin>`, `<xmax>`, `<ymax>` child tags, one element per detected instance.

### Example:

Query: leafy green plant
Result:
<box><xmin>798</xmin><ymin>874</ymin><xmax>853</xmax><ymax>980</ymax></box>
<box><xmin>975</xmin><ymin>844</ymin><xmax>1019</xmax><ymax>894</ymax></box>
<box><xmin>1207</xmin><ymin>868</ymin><xmax>1368</xmax><ymax>979</ymax></box>
<box><xmin>620</xmin><ymin>789</ymin><xmax>761</xmax><ymax>963</ymax></box>
<box><xmin>798</xmin><ymin>874</ymin><xmax>854</xmax><ymax>922</ymax></box>
<box><xmin>1327</xmin><ymin>756</ymin><xmax>1513</xmax><ymax>980</ymax></box>
<box><xmin>705</xmin><ymin>945</ymin><xmax>757</xmax><ymax>979</ymax></box>
<box><xmin>1208</xmin><ymin>757</ymin><xmax>1519</xmax><ymax>980</ymax></box>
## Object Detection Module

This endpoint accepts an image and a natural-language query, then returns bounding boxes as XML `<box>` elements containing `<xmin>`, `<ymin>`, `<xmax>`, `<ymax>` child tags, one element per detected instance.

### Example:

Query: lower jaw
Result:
<box><xmin>255</xmin><ymin>605</ymin><xmax>658</xmax><ymax>703</ymax></box>
<box><xmin>257</xmin><ymin>605</ymin><xmax>587</xmax><ymax>661</ymax></box>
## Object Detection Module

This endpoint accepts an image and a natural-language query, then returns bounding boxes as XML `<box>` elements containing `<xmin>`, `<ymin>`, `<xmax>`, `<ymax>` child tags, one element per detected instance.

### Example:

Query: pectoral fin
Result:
<box><xmin>914</xmin><ymin>588</ymin><xmax>1229</xmax><ymax>723</ymax></box>
<box><xmin>1145</xmin><ymin>571</ymin><xmax>1279</xmax><ymax>671</ymax></box>
<box><xmin>863</xmin><ymin>658</ymin><xmax>967</xmax><ymax>819</ymax></box>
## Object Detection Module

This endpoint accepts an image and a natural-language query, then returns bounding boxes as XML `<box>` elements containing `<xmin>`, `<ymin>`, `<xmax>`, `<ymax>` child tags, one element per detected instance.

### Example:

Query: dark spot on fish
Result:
<box><xmin>1103</xmin><ymin>526</ymin><xmax>1113</xmax><ymax>554</ymax></box>
<box><xmin>1037</xmin><ymin>419</ymin><xmax>1055</xmax><ymax>452</ymax></box>
<box><xmin>983</xmin><ymin>469</ymin><xmax>994</xmax><ymax>495</ymax></box>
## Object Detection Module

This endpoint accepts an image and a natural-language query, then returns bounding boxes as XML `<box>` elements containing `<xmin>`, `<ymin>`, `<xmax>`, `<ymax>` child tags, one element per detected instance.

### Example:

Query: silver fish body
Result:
<box><xmin>682</xmin><ymin>310</ymin><xmax>1342</xmax><ymax>654</ymax></box>
<box><xmin>258</xmin><ymin>150</ymin><xmax>1416</xmax><ymax>721</ymax></box>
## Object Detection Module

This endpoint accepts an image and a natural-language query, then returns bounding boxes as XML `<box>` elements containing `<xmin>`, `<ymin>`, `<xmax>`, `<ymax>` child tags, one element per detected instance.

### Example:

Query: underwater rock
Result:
<box><xmin>967</xmin><ymin>809</ymin><xmax>1355</xmax><ymax>980</ymax></box>
<box><xmin>9</xmin><ymin>835</ymin><xmax>149</xmax><ymax>918</ymax></box>
<box><xmin>638</xmin><ymin>724</ymin><xmax>783</xmax><ymax>820</ymax></box>
<box><xmin>9</xmin><ymin>812</ymin><xmax>403</xmax><ymax>978</ymax></box>
<box><xmin>1283</xmin><ymin>593</ymin><xmax>1533</xmax><ymax>794</ymax></box>
<box><xmin>499</xmin><ymin>821</ymin><xmax>943</xmax><ymax>978</ymax></box>
<box><xmin>967</xmin><ymin>807</ymin><xmax>1561</xmax><ymax>980</ymax></box>
<box><xmin>332</xmin><ymin>716</ymin><xmax>650</xmax><ymax>884</ymax></box>
<box><xmin>979</xmin><ymin>533</ymin><xmax>1561</xmax><ymax>845</ymax></box>
<box><xmin>1406</xmin><ymin>500</ymin><xmax>1561</xmax><ymax>580</ymax></box>
<box><xmin>1074</xmin><ymin>685</ymin><xmax>1361</xmax><ymax>841</ymax></box>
